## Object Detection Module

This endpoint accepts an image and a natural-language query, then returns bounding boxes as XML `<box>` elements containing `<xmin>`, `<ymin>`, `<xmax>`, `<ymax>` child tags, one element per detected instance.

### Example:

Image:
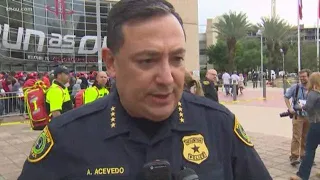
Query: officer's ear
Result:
<box><xmin>102</xmin><ymin>47</ymin><xmax>116</xmax><ymax>78</ymax></box>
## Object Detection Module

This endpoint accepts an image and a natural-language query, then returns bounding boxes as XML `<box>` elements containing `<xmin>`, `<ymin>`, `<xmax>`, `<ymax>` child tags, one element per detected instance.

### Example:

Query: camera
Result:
<box><xmin>280</xmin><ymin>105</ymin><xmax>302</xmax><ymax>118</ymax></box>
<box><xmin>279</xmin><ymin>110</ymin><xmax>294</xmax><ymax>118</ymax></box>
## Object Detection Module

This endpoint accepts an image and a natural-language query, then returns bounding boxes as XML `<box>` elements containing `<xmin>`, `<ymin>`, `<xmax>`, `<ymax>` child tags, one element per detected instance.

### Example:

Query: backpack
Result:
<box><xmin>24</xmin><ymin>80</ymin><xmax>49</xmax><ymax>130</ymax></box>
<box><xmin>74</xmin><ymin>89</ymin><xmax>86</xmax><ymax>108</ymax></box>
<box><xmin>74</xmin><ymin>87</ymin><xmax>100</xmax><ymax>108</ymax></box>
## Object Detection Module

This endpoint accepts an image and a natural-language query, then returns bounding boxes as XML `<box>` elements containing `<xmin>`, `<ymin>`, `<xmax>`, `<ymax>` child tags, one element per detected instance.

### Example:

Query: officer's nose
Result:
<box><xmin>155</xmin><ymin>60</ymin><xmax>174</xmax><ymax>85</ymax></box>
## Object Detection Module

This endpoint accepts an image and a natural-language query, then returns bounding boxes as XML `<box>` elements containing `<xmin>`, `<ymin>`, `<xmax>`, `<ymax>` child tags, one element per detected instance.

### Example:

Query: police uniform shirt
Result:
<box><xmin>45</xmin><ymin>80</ymin><xmax>73</xmax><ymax>114</ymax></box>
<box><xmin>202</xmin><ymin>78</ymin><xmax>219</xmax><ymax>102</ymax></box>
<box><xmin>19</xmin><ymin>90</ymin><xmax>271</xmax><ymax>180</ymax></box>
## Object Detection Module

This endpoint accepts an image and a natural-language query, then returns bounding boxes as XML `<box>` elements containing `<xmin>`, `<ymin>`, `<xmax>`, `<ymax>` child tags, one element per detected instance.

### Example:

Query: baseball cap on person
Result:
<box><xmin>53</xmin><ymin>66</ymin><xmax>69</xmax><ymax>77</ymax></box>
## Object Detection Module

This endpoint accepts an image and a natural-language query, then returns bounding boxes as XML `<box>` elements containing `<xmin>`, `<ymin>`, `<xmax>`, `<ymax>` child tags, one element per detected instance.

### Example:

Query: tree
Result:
<box><xmin>213</xmin><ymin>11</ymin><xmax>251</xmax><ymax>72</ymax></box>
<box><xmin>206</xmin><ymin>40</ymin><xmax>228</xmax><ymax>71</ymax></box>
<box><xmin>206</xmin><ymin>39</ymin><xmax>264</xmax><ymax>73</ymax></box>
<box><xmin>285</xmin><ymin>42</ymin><xmax>318</xmax><ymax>72</ymax></box>
<box><xmin>257</xmin><ymin>17</ymin><xmax>292</xmax><ymax>73</ymax></box>
<box><xmin>235</xmin><ymin>38</ymin><xmax>265</xmax><ymax>72</ymax></box>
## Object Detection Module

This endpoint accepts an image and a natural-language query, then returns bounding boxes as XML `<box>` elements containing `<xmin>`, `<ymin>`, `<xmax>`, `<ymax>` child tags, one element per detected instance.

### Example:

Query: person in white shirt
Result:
<box><xmin>222</xmin><ymin>71</ymin><xmax>231</xmax><ymax>95</ymax></box>
<box><xmin>238</xmin><ymin>73</ymin><xmax>245</xmax><ymax>94</ymax></box>
<box><xmin>231</xmin><ymin>71</ymin><xmax>240</xmax><ymax>95</ymax></box>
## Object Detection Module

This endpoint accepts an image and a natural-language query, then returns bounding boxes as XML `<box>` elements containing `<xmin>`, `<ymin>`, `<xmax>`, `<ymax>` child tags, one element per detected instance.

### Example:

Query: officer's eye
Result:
<box><xmin>139</xmin><ymin>59</ymin><xmax>153</xmax><ymax>64</ymax></box>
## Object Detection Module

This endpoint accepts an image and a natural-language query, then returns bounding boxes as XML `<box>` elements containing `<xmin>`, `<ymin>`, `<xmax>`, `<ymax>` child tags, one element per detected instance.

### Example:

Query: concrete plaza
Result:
<box><xmin>1</xmin><ymin>87</ymin><xmax>320</xmax><ymax>179</ymax></box>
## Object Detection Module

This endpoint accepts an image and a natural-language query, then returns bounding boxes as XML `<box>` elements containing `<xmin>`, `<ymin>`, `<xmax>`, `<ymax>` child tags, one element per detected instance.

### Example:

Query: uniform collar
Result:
<box><xmin>53</xmin><ymin>80</ymin><xmax>66</xmax><ymax>88</ymax></box>
<box><xmin>103</xmin><ymin>91</ymin><xmax>201</xmax><ymax>144</ymax></box>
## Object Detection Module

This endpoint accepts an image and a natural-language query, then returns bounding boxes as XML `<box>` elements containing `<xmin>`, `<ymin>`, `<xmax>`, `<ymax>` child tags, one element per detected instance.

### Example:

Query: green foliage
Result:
<box><xmin>285</xmin><ymin>42</ymin><xmax>318</xmax><ymax>72</ymax></box>
<box><xmin>206</xmin><ymin>38</ymin><xmax>265</xmax><ymax>72</ymax></box>
<box><xmin>257</xmin><ymin>17</ymin><xmax>292</xmax><ymax>71</ymax></box>
<box><xmin>206</xmin><ymin>41</ymin><xmax>228</xmax><ymax>70</ymax></box>
<box><xmin>235</xmin><ymin>38</ymin><xmax>265</xmax><ymax>72</ymax></box>
<box><xmin>208</xmin><ymin>12</ymin><xmax>320</xmax><ymax>73</ymax></box>
<box><xmin>213</xmin><ymin>11</ymin><xmax>251</xmax><ymax>72</ymax></box>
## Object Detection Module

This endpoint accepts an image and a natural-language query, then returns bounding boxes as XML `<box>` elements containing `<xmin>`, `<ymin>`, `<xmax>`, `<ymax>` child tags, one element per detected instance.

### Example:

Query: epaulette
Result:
<box><xmin>182</xmin><ymin>92</ymin><xmax>231</xmax><ymax>116</ymax></box>
<box><xmin>51</xmin><ymin>94</ymin><xmax>112</xmax><ymax>128</ymax></box>
<box><xmin>202</xmin><ymin>80</ymin><xmax>210</xmax><ymax>85</ymax></box>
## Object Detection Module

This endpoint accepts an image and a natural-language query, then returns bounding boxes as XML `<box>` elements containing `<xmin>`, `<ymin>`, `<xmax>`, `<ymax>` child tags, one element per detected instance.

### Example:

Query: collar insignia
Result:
<box><xmin>110</xmin><ymin>106</ymin><xmax>116</xmax><ymax>128</ymax></box>
<box><xmin>178</xmin><ymin>102</ymin><xmax>184</xmax><ymax>123</ymax></box>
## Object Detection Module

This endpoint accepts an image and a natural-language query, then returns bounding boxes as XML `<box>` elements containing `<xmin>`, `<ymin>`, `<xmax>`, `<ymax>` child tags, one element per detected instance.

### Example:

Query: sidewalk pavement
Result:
<box><xmin>1</xmin><ymin>100</ymin><xmax>320</xmax><ymax>179</ymax></box>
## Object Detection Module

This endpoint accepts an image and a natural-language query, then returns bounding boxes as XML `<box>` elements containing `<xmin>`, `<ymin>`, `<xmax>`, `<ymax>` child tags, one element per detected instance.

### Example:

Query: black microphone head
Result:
<box><xmin>142</xmin><ymin>160</ymin><xmax>172</xmax><ymax>180</ymax></box>
<box><xmin>176</xmin><ymin>168</ymin><xmax>199</xmax><ymax>180</ymax></box>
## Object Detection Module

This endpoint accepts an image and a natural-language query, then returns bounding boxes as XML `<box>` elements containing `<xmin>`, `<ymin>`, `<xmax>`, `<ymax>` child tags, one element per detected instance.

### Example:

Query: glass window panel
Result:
<box><xmin>26</xmin><ymin>65</ymin><xmax>37</xmax><ymax>72</ymax></box>
<box><xmin>8</xmin><ymin>0</ymin><xmax>22</xmax><ymax>29</ymax></box>
<box><xmin>85</xmin><ymin>29</ymin><xmax>97</xmax><ymax>36</ymax></box>
<box><xmin>11</xmin><ymin>64</ymin><xmax>23</xmax><ymax>71</ymax></box>
<box><xmin>87</xmin><ymin>55</ymin><xmax>97</xmax><ymax>63</ymax></box>
<box><xmin>11</xmin><ymin>50</ymin><xmax>24</xmax><ymax>59</ymax></box>
<box><xmin>61</xmin><ymin>27</ymin><xmax>73</xmax><ymax>35</ymax></box>
<box><xmin>0</xmin><ymin>0</ymin><xmax>8</xmax><ymax>25</ymax></box>
<box><xmin>38</xmin><ymin>66</ymin><xmax>48</xmax><ymax>72</ymax></box>
<box><xmin>85</xmin><ymin>16</ymin><xmax>96</xmax><ymax>31</ymax></box>
<box><xmin>74</xmin><ymin>14</ymin><xmax>85</xmax><ymax>31</ymax></box>
<box><xmin>84</xmin><ymin>40</ymin><xmax>95</xmax><ymax>50</ymax></box>
<box><xmin>50</xmin><ymin>54</ymin><xmax>62</xmax><ymax>63</ymax></box>
<box><xmin>74</xmin><ymin>30</ymin><xmax>85</xmax><ymax>40</ymax></box>
<box><xmin>74</xmin><ymin>55</ymin><xmax>86</xmax><ymax>63</ymax></box>
<box><xmin>1</xmin><ymin>64</ymin><xmax>10</xmax><ymax>71</ymax></box>
<box><xmin>76</xmin><ymin>66</ymin><xmax>86</xmax><ymax>72</ymax></box>
<box><xmin>87</xmin><ymin>65</ymin><xmax>98</xmax><ymax>72</ymax></box>
<box><xmin>46</xmin><ymin>0</ymin><xmax>61</xmax><ymax>28</ymax></box>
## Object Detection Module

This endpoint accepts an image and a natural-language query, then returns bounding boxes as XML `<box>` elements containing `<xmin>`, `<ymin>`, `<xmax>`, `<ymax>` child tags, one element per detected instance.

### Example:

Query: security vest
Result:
<box><xmin>84</xmin><ymin>86</ymin><xmax>109</xmax><ymax>104</ymax></box>
<box><xmin>45</xmin><ymin>81</ymin><xmax>73</xmax><ymax>114</ymax></box>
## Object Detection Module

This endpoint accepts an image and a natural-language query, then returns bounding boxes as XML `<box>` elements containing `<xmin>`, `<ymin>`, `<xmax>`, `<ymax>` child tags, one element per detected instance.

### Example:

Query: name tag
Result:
<box><xmin>299</xmin><ymin>100</ymin><xmax>306</xmax><ymax>106</ymax></box>
<box><xmin>86</xmin><ymin>166</ymin><xmax>128</xmax><ymax>177</ymax></box>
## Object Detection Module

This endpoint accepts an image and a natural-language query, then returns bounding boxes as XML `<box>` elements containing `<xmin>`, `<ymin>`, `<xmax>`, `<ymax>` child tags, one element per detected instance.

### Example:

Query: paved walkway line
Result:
<box><xmin>0</xmin><ymin>120</ymin><xmax>29</xmax><ymax>126</ymax></box>
<box><xmin>220</xmin><ymin>96</ymin><xmax>273</xmax><ymax>105</ymax></box>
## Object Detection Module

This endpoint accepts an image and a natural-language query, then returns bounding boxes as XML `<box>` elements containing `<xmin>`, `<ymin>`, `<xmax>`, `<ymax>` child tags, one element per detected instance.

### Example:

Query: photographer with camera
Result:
<box><xmin>290</xmin><ymin>72</ymin><xmax>320</xmax><ymax>180</ymax></box>
<box><xmin>284</xmin><ymin>69</ymin><xmax>311</xmax><ymax>166</ymax></box>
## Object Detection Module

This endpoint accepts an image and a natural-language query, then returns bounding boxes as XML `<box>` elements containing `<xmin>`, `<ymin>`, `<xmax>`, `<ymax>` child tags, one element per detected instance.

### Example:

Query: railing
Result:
<box><xmin>0</xmin><ymin>92</ymin><xmax>26</xmax><ymax>118</ymax></box>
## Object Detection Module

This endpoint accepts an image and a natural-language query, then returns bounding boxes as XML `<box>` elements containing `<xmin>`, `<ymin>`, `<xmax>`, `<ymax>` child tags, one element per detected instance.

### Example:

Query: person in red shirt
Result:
<box><xmin>38</xmin><ymin>73</ymin><xmax>50</xmax><ymax>88</ymax></box>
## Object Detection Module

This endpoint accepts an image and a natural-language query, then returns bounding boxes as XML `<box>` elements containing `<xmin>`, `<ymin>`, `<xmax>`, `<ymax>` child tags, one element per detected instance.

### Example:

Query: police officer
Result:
<box><xmin>84</xmin><ymin>71</ymin><xmax>109</xmax><ymax>104</ymax></box>
<box><xmin>202</xmin><ymin>69</ymin><xmax>219</xmax><ymax>102</ymax></box>
<box><xmin>18</xmin><ymin>1</ymin><xmax>271</xmax><ymax>179</ymax></box>
<box><xmin>45</xmin><ymin>66</ymin><xmax>73</xmax><ymax>118</ymax></box>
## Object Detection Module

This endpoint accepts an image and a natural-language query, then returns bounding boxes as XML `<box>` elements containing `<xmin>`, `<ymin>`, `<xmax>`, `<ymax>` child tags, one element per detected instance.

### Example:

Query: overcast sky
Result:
<box><xmin>198</xmin><ymin>0</ymin><xmax>319</xmax><ymax>32</ymax></box>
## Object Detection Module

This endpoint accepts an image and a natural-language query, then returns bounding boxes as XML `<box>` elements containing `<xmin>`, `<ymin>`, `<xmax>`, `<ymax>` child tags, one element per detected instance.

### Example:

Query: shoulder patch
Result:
<box><xmin>234</xmin><ymin>117</ymin><xmax>253</xmax><ymax>147</ymax></box>
<box><xmin>203</xmin><ymin>81</ymin><xmax>210</xmax><ymax>85</ymax></box>
<box><xmin>28</xmin><ymin>126</ymin><xmax>54</xmax><ymax>163</ymax></box>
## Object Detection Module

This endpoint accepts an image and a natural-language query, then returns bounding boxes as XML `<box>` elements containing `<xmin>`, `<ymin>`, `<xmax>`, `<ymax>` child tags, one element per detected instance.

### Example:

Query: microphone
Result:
<box><xmin>142</xmin><ymin>159</ymin><xmax>172</xmax><ymax>180</ymax></box>
<box><xmin>176</xmin><ymin>167</ymin><xmax>199</xmax><ymax>180</ymax></box>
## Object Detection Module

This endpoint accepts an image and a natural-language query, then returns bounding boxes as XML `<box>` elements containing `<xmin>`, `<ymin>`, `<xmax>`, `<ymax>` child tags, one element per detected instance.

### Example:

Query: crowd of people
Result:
<box><xmin>0</xmin><ymin>69</ymin><xmax>113</xmax><ymax>118</ymax></box>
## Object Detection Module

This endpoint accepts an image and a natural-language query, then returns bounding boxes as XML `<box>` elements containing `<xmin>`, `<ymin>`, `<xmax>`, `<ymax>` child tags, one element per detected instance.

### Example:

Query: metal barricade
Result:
<box><xmin>0</xmin><ymin>92</ymin><xmax>26</xmax><ymax>118</ymax></box>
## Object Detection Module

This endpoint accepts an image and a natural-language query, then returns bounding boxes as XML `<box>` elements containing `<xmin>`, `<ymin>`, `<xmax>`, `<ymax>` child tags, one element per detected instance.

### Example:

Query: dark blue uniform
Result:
<box><xmin>201</xmin><ymin>79</ymin><xmax>219</xmax><ymax>102</ymax></box>
<box><xmin>18</xmin><ymin>90</ymin><xmax>271</xmax><ymax>180</ymax></box>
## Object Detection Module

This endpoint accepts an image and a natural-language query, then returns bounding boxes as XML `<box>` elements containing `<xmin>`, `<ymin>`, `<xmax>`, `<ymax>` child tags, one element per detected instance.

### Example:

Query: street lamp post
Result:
<box><xmin>280</xmin><ymin>49</ymin><xmax>285</xmax><ymax>73</ymax></box>
<box><xmin>280</xmin><ymin>48</ymin><xmax>286</xmax><ymax>94</ymax></box>
<box><xmin>257</xmin><ymin>29</ymin><xmax>266</xmax><ymax>99</ymax></box>
<box><xmin>96</xmin><ymin>0</ymin><xmax>102</xmax><ymax>71</ymax></box>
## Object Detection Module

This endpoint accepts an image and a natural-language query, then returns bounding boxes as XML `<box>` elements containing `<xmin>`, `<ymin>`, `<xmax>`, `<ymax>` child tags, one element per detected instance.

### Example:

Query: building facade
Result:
<box><xmin>0</xmin><ymin>0</ymin><xmax>199</xmax><ymax>73</ymax></box>
<box><xmin>0</xmin><ymin>0</ymin><xmax>117</xmax><ymax>72</ymax></box>
<box><xmin>198</xmin><ymin>17</ymin><xmax>220</xmax><ymax>70</ymax></box>
<box><xmin>168</xmin><ymin>0</ymin><xmax>199</xmax><ymax>75</ymax></box>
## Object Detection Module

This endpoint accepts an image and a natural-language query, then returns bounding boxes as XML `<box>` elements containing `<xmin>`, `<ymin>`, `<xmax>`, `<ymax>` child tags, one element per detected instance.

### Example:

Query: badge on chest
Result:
<box><xmin>182</xmin><ymin>134</ymin><xmax>209</xmax><ymax>165</ymax></box>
